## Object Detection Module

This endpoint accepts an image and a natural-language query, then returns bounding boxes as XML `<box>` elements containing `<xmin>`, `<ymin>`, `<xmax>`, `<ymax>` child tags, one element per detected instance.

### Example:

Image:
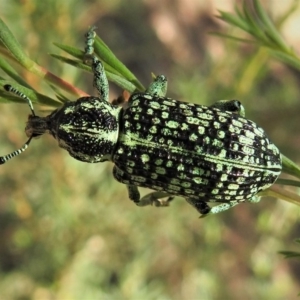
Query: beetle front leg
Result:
<box><xmin>90</xmin><ymin>56</ymin><xmax>109</xmax><ymax>102</ymax></box>
<box><xmin>84</xmin><ymin>26</ymin><xmax>109</xmax><ymax>102</ymax></box>
<box><xmin>84</xmin><ymin>25</ymin><xmax>97</xmax><ymax>56</ymax></box>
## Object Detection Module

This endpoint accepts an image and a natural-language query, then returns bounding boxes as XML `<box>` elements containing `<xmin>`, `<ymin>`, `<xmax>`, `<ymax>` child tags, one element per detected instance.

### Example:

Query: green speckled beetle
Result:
<box><xmin>0</xmin><ymin>27</ymin><xmax>282</xmax><ymax>216</ymax></box>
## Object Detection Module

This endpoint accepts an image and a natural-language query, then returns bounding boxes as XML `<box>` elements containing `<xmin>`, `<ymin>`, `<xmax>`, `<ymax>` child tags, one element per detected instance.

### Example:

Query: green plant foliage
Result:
<box><xmin>217</xmin><ymin>0</ymin><xmax>300</xmax><ymax>68</ymax></box>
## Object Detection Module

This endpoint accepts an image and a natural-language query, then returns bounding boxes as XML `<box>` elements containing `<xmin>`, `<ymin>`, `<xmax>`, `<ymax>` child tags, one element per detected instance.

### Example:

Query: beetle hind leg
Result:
<box><xmin>126</xmin><ymin>184</ymin><xmax>141</xmax><ymax>203</ymax></box>
<box><xmin>186</xmin><ymin>198</ymin><xmax>212</xmax><ymax>216</ymax></box>
<box><xmin>203</xmin><ymin>201</ymin><xmax>240</xmax><ymax>217</ymax></box>
<box><xmin>186</xmin><ymin>198</ymin><xmax>244</xmax><ymax>217</ymax></box>
<box><xmin>192</xmin><ymin>196</ymin><xmax>261</xmax><ymax>218</ymax></box>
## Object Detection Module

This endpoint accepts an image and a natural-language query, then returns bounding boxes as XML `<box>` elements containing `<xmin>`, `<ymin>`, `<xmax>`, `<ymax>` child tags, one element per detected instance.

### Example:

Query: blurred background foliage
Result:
<box><xmin>0</xmin><ymin>0</ymin><xmax>300</xmax><ymax>299</ymax></box>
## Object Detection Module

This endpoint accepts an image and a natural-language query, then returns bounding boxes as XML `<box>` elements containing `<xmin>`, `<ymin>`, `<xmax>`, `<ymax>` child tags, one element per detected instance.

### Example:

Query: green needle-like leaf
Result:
<box><xmin>50</xmin><ymin>54</ymin><xmax>136</xmax><ymax>93</ymax></box>
<box><xmin>242</xmin><ymin>1</ymin><xmax>268</xmax><ymax>42</ymax></box>
<box><xmin>279</xmin><ymin>239</ymin><xmax>300</xmax><ymax>259</ymax></box>
<box><xmin>276</xmin><ymin>179</ymin><xmax>300</xmax><ymax>188</ymax></box>
<box><xmin>53</xmin><ymin>42</ymin><xmax>83</xmax><ymax>61</ymax></box>
<box><xmin>54</xmin><ymin>39</ymin><xmax>144</xmax><ymax>92</ymax></box>
<box><xmin>270</xmin><ymin>50</ymin><xmax>300</xmax><ymax>69</ymax></box>
<box><xmin>210</xmin><ymin>32</ymin><xmax>256</xmax><ymax>44</ymax></box>
<box><xmin>279</xmin><ymin>251</ymin><xmax>300</xmax><ymax>259</ymax></box>
<box><xmin>260</xmin><ymin>185</ymin><xmax>300</xmax><ymax>207</ymax></box>
<box><xmin>0</xmin><ymin>19</ymin><xmax>34</xmax><ymax>69</ymax></box>
<box><xmin>253</xmin><ymin>0</ymin><xmax>291</xmax><ymax>53</ymax></box>
<box><xmin>0</xmin><ymin>80</ymin><xmax>61</xmax><ymax>107</ymax></box>
<box><xmin>0</xmin><ymin>56</ymin><xmax>32</xmax><ymax>88</ymax></box>
<box><xmin>93</xmin><ymin>36</ymin><xmax>144</xmax><ymax>91</ymax></box>
<box><xmin>282</xmin><ymin>154</ymin><xmax>300</xmax><ymax>179</ymax></box>
<box><xmin>218</xmin><ymin>0</ymin><xmax>300</xmax><ymax>74</ymax></box>
<box><xmin>217</xmin><ymin>10</ymin><xmax>250</xmax><ymax>32</ymax></box>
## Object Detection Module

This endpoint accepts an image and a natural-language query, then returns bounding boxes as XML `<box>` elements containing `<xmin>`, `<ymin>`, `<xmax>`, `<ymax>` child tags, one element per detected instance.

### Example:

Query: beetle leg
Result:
<box><xmin>186</xmin><ymin>198</ymin><xmax>211</xmax><ymax>215</ymax></box>
<box><xmin>127</xmin><ymin>74</ymin><xmax>168</xmax><ymax>106</ymax></box>
<box><xmin>84</xmin><ymin>26</ymin><xmax>109</xmax><ymax>102</ymax></box>
<box><xmin>84</xmin><ymin>25</ymin><xmax>97</xmax><ymax>56</ymax></box>
<box><xmin>91</xmin><ymin>56</ymin><xmax>109</xmax><ymax>102</ymax></box>
<box><xmin>200</xmin><ymin>197</ymin><xmax>260</xmax><ymax>217</ymax></box>
<box><xmin>126</xmin><ymin>184</ymin><xmax>140</xmax><ymax>203</ymax></box>
<box><xmin>145</xmin><ymin>74</ymin><xmax>168</xmax><ymax>97</ymax></box>
<box><xmin>247</xmin><ymin>195</ymin><xmax>261</xmax><ymax>204</ymax></box>
<box><xmin>203</xmin><ymin>201</ymin><xmax>240</xmax><ymax>217</ymax></box>
<box><xmin>186</xmin><ymin>197</ymin><xmax>241</xmax><ymax>217</ymax></box>
<box><xmin>210</xmin><ymin>99</ymin><xmax>245</xmax><ymax>117</ymax></box>
<box><xmin>138</xmin><ymin>191</ymin><xmax>174</xmax><ymax>207</ymax></box>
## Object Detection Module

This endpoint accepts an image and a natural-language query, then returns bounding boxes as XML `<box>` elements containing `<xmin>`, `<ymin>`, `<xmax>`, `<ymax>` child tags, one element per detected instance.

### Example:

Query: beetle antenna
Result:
<box><xmin>4</xmin><ymin>84</ymin><xmax>36</xmax><ymax>116</ymax></box>
<box><xmin>0</xmin><ymin>85</ymin><xmax>36</xmax><ymax>164</ymax></box>
<box><xmin>0</xmin><ymin>136</ymin><xmax>33</xmax><ymax>164</ymax></box>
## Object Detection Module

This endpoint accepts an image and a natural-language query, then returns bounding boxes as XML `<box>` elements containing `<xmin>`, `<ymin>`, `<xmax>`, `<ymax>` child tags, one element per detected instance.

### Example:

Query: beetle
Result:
<box><xmin>0</xmin><ymin>27</ymin><xmax>282</xmax><ymax>216</ymax></box>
